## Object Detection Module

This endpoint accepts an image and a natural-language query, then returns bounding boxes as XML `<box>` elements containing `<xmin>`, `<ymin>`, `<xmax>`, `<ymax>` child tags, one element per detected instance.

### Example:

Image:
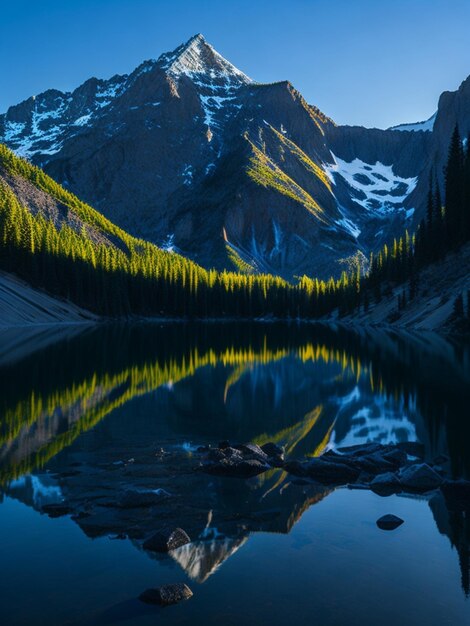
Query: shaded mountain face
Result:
<box><xmin>0</xmin><ymin>33</ymin><xmax>461</xmax><ymax>278</ymax></box>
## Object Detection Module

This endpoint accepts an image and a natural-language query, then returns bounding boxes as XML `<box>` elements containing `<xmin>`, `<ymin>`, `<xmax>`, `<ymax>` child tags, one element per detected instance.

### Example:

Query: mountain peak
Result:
<box><xmin>157</xmin><ymin>34</ymin><xmax>252</xmax><ymax>84</ymax></box>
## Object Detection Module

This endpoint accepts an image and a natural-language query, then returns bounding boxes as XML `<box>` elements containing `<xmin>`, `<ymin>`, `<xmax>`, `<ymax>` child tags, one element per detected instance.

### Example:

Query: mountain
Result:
<box><xmin>0</xmin><ymin>34</ymin><xmax>466</xmax><ymax>279</ymax></box>
<box><xmin>0</xmin><ymin>143</ymin><xmax>334</xmax><ymax>323</ymax></box>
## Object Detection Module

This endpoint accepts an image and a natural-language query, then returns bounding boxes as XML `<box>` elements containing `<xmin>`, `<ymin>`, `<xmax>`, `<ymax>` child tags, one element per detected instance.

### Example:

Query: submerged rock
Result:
<box><xmin>139</xmin><ymin>583</ymin><xmax>193</xmax><ymax>606</ymax></box>
<box><xmin>143</xmin><ymin>528</ymin><xmax>191</xmax><ymax>553</ymax></box>
<box><xmin>376</xmin><ymin>514</ymin><xmax>404</xmax><ymax>531</ymax></box>
<box><xmin>400</xmin><ymin>464</ymin><xmax>443</xmax><ymax>491</ymax></box>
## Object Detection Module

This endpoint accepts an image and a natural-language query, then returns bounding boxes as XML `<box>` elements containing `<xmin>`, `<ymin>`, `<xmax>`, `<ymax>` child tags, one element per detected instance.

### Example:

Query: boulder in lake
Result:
<box><xmin>381</xmin><ymin>448</ymin><xmax>408</xmax><ymax>468</ymax></box>
<box><xmin>283</xmin><ymin>460</ymin><xmax>308</xmax><ymax>477</ymax></box>
<box><xmin>300</xmin><ymin>458</ymin><xmax>360</xmax><ymax>484</ymax></box>
<box><xmin>260</xmin><ymin>442</ymin><xmax>284</xmax><ymax>459</ymax></box>
<box><xmin>376</xmin><ymin>514</ymin><xmax>404</xmax><ymax>531</ymax></box>
<box><xmin>370</xmin><ymin>472</ymin><xmax>402</xmax><ymax>494</ymax></box>
<box><xmin>400</xmin><ymin>464</ymin><xmax>443</xmax><ymax>491</ymax></box>
<box><xmin>235</xmin><ymin>443</ymin><xmax>270</xmax><ymax>462</ymax></box>
<box><xmin>203</xmin><ymin>458</ymin><xmax>270</xmax><ymax>478</ymax></box>
<box><xmin>143</xmin><ymin>528</ymin><xmax>191</xmax><ymax>553</ymax></box>
<box><xmin>139</xmin><ymin>583</ymin><xmax>193</xmax><ymax>606</ymax></box>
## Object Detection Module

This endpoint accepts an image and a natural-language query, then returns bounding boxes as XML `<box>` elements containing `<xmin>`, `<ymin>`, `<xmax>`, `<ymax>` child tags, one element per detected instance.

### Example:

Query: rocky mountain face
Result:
<box><xmin>0</xmin><ymin>34</ymin><xmax>464</xmax><ymax>279</ymax></box>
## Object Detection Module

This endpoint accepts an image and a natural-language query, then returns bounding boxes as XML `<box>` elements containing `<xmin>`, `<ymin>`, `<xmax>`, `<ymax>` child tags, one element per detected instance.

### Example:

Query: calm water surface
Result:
<box><xmin>0</xmin><ymin>323</ymin><xmax>469</xmax><ymax>625</ymax></box>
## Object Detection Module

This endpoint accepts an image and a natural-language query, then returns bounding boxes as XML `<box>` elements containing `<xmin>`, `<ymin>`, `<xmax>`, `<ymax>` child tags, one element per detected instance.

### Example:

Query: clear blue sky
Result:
<box><xmin>2</xmin><ymin>0</ymin><xmax>470</xmax><ymax>128</ymax></box>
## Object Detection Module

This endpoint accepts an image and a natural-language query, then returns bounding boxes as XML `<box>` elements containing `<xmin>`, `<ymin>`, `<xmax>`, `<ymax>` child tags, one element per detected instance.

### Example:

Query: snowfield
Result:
<box><xmin>326</xmin><ymin>153</ymin><xmax>417</xmax><ymax>216</ymax></box>
<box><xmin>390</xmin><ymin>112</ymin><xmax>436</xmax><ymax>133</ymax></box>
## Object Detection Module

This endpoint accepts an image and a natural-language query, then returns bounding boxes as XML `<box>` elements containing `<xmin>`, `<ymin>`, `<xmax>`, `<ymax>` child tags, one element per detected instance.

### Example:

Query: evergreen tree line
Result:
<box><xmin>357</xmin><ymin>125</ymin><xmax>470</xmax><ymax>320</ymax></box>
<box><xmin>1</xmin><ymin>127</ymin><xmax>469</xmax><ymax>322</ymax></box>
<box><xmin>0</xmin><ymin>144</ymin><xmax>351</xmax><ymax>319</ymax></box>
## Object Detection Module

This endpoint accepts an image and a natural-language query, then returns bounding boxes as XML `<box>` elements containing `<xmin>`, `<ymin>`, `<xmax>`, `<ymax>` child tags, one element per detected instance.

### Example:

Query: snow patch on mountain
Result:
<box><xmin>390</xmin><ymin>112</ymin><xmax>436</xmax><ymax>133</ymax></box>
<box><xmin>326</xmin><ymin>154</ymin><xmax>417</xmax><ymax>216</ymax></box>
<box><xmin>336</xmin><ymin>217</ymin><xmax>361</xmax><ymax>238</ymax></box>
<box><xmin>1</xmin><ymin>76</ymin><xmax>128</xmax><ymax>157</ymax></box>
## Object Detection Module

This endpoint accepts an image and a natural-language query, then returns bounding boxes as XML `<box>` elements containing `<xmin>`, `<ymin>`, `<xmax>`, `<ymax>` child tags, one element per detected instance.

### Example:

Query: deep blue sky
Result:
<box><xmin>2</xmin><ymin>0</ymin><xmax>470</xmax><ymax>128</ymax></box>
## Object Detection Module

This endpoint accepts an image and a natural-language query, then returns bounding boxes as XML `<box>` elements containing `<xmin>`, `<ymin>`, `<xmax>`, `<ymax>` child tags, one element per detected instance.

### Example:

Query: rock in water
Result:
<box><xmin>376</xmin><ymin>514</ymin><xmax>404</xmax><ymax>531</ymax></box>
<box><xmin>235</xmin><ymin>443</ymin><xmax>269</xmax><ymax>461</ymax></box>
<box><xmin>260</xmin><ymin>442</ymin><xmax>284</xmax><ymax>459</ymax></box>
<box><xmin>301</xmin><ymin>458</ymin><xmax>360</xmax><ymax>484</ymax></box>
<box><xmin>203</xmin><ymin>458</ymin><xmax>270</xmax><ymax>478</ymax></box>
<box><xmin>400</xmin><ymin>464</ymin><xmax>443</xmax><ymax>491</ymax></box>
<box><xmin>139</xmin><ymin>583</ymin><xmax>193</xmax><ymax>606</ymax></box>
<box><xmin>370</xmin><ymin>472</ymin><xmax>402</xmax><ymax>494</ymax></box>
<box><xmin>143</xmin><ymin>528</ymin><xmax>191</xmax><ymax>552</ymax></box>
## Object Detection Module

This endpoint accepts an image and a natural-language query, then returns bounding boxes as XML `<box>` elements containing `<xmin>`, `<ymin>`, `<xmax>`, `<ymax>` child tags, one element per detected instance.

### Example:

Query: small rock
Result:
<box><xmin>139</xmin><ymin>583</ymin><xmax>193</xmax><ymax>606</ymax></box>
<box><xmin>376</xmin><ymin>514</ymin><xmax>404</xmax><ymax>531</ymax></box>
<box><xmin>296</xmin><ymin>459</ymin><xmax>360</xmax><ymax>484</ymax></box>
<box><xmin>206</xmin><ymin>448</ymin><xmax>226</xmax><ymax>462</ymax></box>
<box><xmin>354</xmin><ymin>452</ymin><xmax>396</xmax><ymax>475</ymax></box>
<box><xmin>370</xmin><ymin>472</ymin><xmax>402</xmax><ymax>494</ymax></box>
<box><xmin>203</xmin><ymin>458</ymin><xmax>270</xmax><ymax>478</ymax></box>
<box><xmin>381</xmin><ymin>448</ymin><xmax>408</xmax><ymax>468</ymax></box>
<box><xmin>283</xmin><ymin>460</ymin><xmax>308</xmax><ymax>477</ymax></box>
<box><xmin>260</xmin><ymin>442</ymin><xmax>284</xmax><ymax>458</ymax></box>
<box><xmin>235</xmin><ymin>443</ymin><xmax>269</xmax><ymax>462</ymax></box>
<box><xmin>356</xmin><ymin>471</ymin><xmax>375</xmax><ymax>484</ymax></box>
<box><xmin>143</xmin><ymin>528</ymin><xmax>191</xmax><ymax>552</ymax></box>
<box><xmin>222</xmin><ymin>447</ymin><xmax>244</xmax><ymax>460</ymax></box>
<box><xmin>400</xmin><ymin>464</ymin><xmax>443</xmax><ymax>491</ymax></box>
<box><xmin>218</xmin><ymin>440</ymin><xmax>230</xmax><ymax>449</ymax></box>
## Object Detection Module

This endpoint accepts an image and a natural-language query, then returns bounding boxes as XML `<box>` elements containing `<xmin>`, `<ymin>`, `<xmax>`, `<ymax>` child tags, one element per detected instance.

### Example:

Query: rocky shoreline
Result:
<box><xmin>198</xmin><ymin>439</ymin><xmax>468</xmax><ymax>500</ymax></box>
<box><xmin>31</xmin><ymin>437</ymin><xmax>470</xmax><ymax>607</ymax></box>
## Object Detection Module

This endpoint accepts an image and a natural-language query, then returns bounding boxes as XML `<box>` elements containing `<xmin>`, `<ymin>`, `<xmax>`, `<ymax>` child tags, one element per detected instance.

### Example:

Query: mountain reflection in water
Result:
<box><xmin>0</xmin><ymin>323</ymin><xmax>469</xmax><ymax>596</ymax></box>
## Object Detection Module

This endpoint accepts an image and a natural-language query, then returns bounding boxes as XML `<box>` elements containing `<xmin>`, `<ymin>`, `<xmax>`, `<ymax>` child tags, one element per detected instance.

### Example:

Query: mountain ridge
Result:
<box><xmin>0</xmin><ymin>34</ymin><xmax>468</xmax><ymax>279</ymax></box>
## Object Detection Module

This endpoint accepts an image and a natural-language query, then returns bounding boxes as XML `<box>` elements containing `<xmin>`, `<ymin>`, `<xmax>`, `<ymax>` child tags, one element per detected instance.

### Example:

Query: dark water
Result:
<box><xmin>0</xmin><ymin>323</ymin><xmax>469</xmax><ymax>625</ymax></box>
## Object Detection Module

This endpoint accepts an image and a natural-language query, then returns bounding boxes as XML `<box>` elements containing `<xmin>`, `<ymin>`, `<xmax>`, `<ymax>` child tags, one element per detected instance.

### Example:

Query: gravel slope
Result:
<box><xmin>0</xmin><ymin>271</ymin><xmax>96</xmax><ymax>328</ymax></box>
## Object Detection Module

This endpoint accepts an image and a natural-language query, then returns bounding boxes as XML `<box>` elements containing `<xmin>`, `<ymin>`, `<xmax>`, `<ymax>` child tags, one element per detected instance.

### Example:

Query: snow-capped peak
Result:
<box><xmin>157</xmin><ymin>34</ymin><xmax>253</xmax><ymax>84</ymax></box>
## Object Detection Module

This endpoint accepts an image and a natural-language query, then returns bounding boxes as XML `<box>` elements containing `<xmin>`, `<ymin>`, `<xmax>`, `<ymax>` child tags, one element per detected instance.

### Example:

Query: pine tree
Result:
<box><xmin>445</xmin><ymin>125</ymin><xmax>465</xmax><ymax>247</ymax></box>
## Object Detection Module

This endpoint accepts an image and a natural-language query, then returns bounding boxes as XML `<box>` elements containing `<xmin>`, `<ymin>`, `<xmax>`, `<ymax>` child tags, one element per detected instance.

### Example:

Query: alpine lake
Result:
<box><xmin>1</xmin><ymin>322</ymin><xmax>469</xmax><ymax>626</ymax></box>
